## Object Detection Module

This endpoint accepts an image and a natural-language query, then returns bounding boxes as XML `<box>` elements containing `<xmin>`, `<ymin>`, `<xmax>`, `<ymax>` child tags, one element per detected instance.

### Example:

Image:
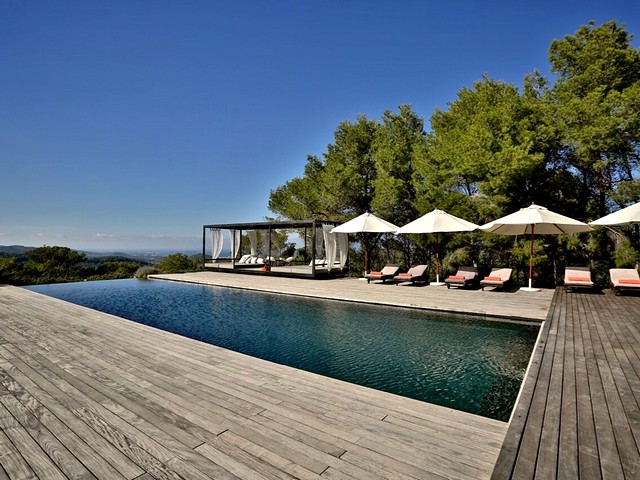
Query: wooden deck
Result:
<box><xmin>153</xmin><ymin>271</ymin><xmax>553</xmax><ymax>321</ymax></box>
<box><xmin>0</xmin><ymin>284</ymin><xmax>508</xmax><ymax>479</ymax></box>
<box><xmin>492</xmin><ymin>288</ymin><xmax>640</xmax><ymax>479</ymax></box>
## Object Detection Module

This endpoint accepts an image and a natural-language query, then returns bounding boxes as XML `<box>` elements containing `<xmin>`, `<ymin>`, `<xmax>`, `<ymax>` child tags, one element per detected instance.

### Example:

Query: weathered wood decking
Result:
<box><xmin>0</xmin><ymin>284</ymin><xmax>507</xmax><ymax>479</ymax></box>
<box><xmin>492</xmin><ymin>288</ymin><xmax>640</xmax><ymax>479</ymax></box>
<box><xmin>2</xmin><ymin>273</ymin><xmax>638</xmax><ymax>479</ymax></box>
<box><xmin>154</xmin><ymin>271</ymin><xmax>553</xmax><ymax>321</ymax></box>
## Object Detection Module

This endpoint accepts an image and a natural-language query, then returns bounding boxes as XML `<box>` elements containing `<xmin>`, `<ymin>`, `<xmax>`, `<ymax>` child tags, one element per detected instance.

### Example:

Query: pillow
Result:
<box><xmin>567</xmin><ymin>276</ymin><xmax>591</xmax><ymax>282</ymax></box>
<box><xmin>239</xmin><ymin>254</ymin><xmax>251</xmax><ymax>263</ymax></box>
<box><xmin>448</xmin><ymin>275</ymin><xmax>465</xmax><ymax>280</ymax></box>
<box><xmin>619</xmin><ymin>278</ymin><xmax>640</xmax><ymax>284</ymax></box>
<box><xmin>369</xmin><ymin>271</ymin><xmax>383</xmax><ymax>275</ymax></box>
<box><xmin>484</xmin><ymin>276</ymin><xmax>502</xmax><ymax>281</ymax></box>
<box><xmin>398</xmin><ymin>273</ymin><xmax>412</xmax><ymax>277</ymax></box>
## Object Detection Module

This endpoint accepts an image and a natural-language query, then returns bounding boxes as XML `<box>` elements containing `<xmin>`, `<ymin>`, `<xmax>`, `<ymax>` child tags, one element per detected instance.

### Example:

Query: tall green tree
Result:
<box><xmin>24</xmin><ymin>246</ymin><xmax>86</xmax><ymax>283</ymax></box>
<box><xmin>549</xmin><ymin>20</ymin><xmax>640</xmax><ymax>218</ymax></box>
<box><xmin>268</xmin><ymin>115</ymin><xmax>379</xmax><ymax>221</ymax></box>
<box><xmin>414</xmin><ymin>75</ymin><xmax>560</xmax><ymax>220</ymax></box>
<box><xmin>371</xmin><ymin>105</ymin><xmax>425</xmax><ymax>225</ymax></box>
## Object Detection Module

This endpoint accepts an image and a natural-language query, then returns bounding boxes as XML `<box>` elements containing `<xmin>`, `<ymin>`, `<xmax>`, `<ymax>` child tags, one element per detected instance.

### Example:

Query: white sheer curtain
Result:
<box><xmin>233</xmin><ymin>230</ymin><xmax>241</xmax><ymax>258</ymax></box>
<box><xmin>323</xmin><ymin>224</ymin><xmax>336</xmax><ymax>268</ymax></box>
<box><xmin>247</xmin><ymin>230</ymin><xmax>257</xmax><ymax>256</ymax></box>
<box><xmin>336</xmin><ymin>232</ymin><xmax>348</xmax><ymax>268</ymax></box>
<box><xmin>315</xmin><ymin>226</ymin><xmax>324</xmax><ymax>260</ymax></box>
<box><xmin>210</xmin><ymin>228</ymin><xmax>224</xmax><ymax>260</ymax></box>
<box><xmin>261</xmin><ymin>230</ymin><xmax>270</xmax><ymax>258</ymax></box>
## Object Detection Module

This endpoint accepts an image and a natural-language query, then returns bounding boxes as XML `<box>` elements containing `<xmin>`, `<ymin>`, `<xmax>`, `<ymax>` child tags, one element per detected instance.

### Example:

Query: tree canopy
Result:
<box><xmin>268</xmin><ymin>20</ymin><xmax>640</xmax><ymax>285</ymax></box>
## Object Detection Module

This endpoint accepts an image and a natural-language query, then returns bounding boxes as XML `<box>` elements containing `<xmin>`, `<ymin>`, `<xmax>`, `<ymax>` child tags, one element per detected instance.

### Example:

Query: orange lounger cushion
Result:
<box><xmin>567</xmin><ymin>276</ymin><xmax>591</xmax><ymax>282</ymax></box>
<box><xmin>398</xmin><ymin>273</ymin><xmax>412</xmax><ymax>277</ymax></box>
<box><xmin>483</xmin><ymin>276</ymin><xmax>502</xmax><ymax>281</ymax></box>
<box><xmin>369</xmin><ymin>271</ymin><xmax>382</xmax><ymax>275</ymax></box>
<box><xmin>619</xmin><ymin>278</ymin><xmax>640</xmax><ymax>285</ymax></box>
<box><xmin>448</xmin><ymin>275</ymin><xmax>465</xmax><ymax>280</ymax></box>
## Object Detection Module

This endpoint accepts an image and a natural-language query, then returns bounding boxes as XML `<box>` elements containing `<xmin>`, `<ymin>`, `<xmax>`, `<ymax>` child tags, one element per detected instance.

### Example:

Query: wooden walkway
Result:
<box><xmin>492</xmin><ymin>288</ymin><xmax>640</xmax><ymax>479</ymax></box>
<box><xmin>0</xmin><ymin>285</ymin><xmax>507</xmax><ymax>479</ymax></box>
<box><xmin>153</xmin><ymin>271</ymin><xmax>553</xmax><ymax>321</ymax></box>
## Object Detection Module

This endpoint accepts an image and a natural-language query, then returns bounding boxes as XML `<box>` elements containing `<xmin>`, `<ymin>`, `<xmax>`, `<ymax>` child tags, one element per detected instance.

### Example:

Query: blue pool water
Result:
<box><xmin>26</xmin><ymin>278</ymin><xmax>539</xmax><ymax>421</ymax></box>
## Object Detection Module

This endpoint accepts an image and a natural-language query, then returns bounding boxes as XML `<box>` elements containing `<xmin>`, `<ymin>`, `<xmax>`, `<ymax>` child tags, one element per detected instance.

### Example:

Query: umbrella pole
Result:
<box><xmin>521</xmin><ymin>224</ymin><xmax>540</xmax><ymax>292</ymax></box>
<box><xmin>431</xmin><ymin>232</ymin><xmax>445</xmax><ymax>286</ymax></box>
<box><xmin>364</xmin><ymin>233</ymin><xmax>369</xmax><ymax>275</ymax></box>
<box><xmin>436</xmin><ymin>233</ymin><xmax>440</xmax><ymax>283</ymax></box>
<box><xmin>529</xmin><ymin>225</ymin><xmax>534</xmax><ymax>289</ymax></box>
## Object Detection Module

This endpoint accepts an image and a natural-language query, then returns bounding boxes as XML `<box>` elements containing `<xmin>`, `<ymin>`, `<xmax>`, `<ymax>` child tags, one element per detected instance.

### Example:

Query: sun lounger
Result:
<box><xmin>480</xmin><ymin>268</ymin><xmax>512</xmax><ymax>291</ymax></box>
<box><xmin>393</xmin><ymin>265</ymin><xmax>429</xmax><ymax>285</ymax></box>
<box><xmin>445</xmin><ymin>266</ymin><xmax>478</xmax><ymax>289</ymax></box>
<box><xmin>366</xmin><ymin>265</ymin><xmax>400</xmax><ymax>284</ymax></box>
<box><xmin>610</xmin><ymin>268</ymin><xmax>640</xmax><ymax>295</ymax></box>
<box><xmin>564</xmin><ymin>266</ymin><xmax>594</xmax><ymax>291</ymax></box>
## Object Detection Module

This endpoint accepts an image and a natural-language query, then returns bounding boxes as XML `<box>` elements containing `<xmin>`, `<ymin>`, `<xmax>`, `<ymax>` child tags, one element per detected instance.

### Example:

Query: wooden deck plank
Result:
<box><xmin>154</xmin><ymin>271</ymin><xmax>553</xmax><ymax>321</ymax></box>
<box><xmin>492</xmin><ymin>287</ymin><xmax>640</xmax><ymax>480</ymax></box>
<box><xmin>0</xmin><ymin>284</ymin><xmax>508</xmax><ymax>479</ymax></box>
<box><xmin>7</xmin><ymin>271</ymin><xmax>640</xmax><ymax>480</ymax></box>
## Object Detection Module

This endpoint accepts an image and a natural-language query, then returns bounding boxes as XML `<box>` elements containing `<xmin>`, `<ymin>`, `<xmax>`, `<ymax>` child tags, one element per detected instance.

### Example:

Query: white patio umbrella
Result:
<box><xmin>480</xmin><ymin>203</ymin><xmax>592</xmax><ymax>291</ymax></box>
<box><xmin>331</xmin><ymin>212</ymin><xmax>399</xmax><ymax>273</ymax></box>
<box><xmin>590</xmin><ymin>201</ymin><xmax>640</xmax><ymax>226</ymax></box>
<box><xmin>396</xmin><ymin>209</ymin><xmax>479</xmax><ymax>285</ymax></box>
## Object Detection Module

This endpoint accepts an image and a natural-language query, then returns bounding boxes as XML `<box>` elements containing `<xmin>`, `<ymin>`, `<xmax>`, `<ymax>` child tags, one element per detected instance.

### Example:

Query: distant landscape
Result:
<box><xmin>0</xmin><ymin>245</ymin><xmax>202</xmax><ymax>286</ymax></box>
<box><xmin>0</xmin><ymin>245</ymin><xmax>200</xmax><ymax>264</ymax></box>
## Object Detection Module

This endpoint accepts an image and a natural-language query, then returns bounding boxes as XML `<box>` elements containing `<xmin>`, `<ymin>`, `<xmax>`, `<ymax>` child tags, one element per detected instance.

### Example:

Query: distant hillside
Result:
<box><xmin>0</xmin><ymin>245</ymin><xmax>197</xmax><ymax>264</ymax></box>
<box><xmin>0</xmin><ymin>245</ymin><xmax>34</xmax><ymax>255</ymax></box>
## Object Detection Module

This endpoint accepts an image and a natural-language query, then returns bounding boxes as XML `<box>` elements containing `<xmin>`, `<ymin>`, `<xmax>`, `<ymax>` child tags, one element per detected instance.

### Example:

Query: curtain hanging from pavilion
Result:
<box><xmin>247</xmin><ymin>230</ymin><xmax>257</xmax><ymax>256</ymax></box>
<box><xmin>336</xmin><ymin>232</ymin><xmax>348</xmax><ymax>268</ymax></box>
<box><xmin>210</xmin><ymin>228</ymin><xmax>224</xmax><ymax>260</ymax></box>
<box><xmin>322</xmin><ymin>224</ymin><xmax>337</xmax><ymax>269</ymax></box>
<box><xmin>261</xmin><ymin>230</ymin><xmax>270</xmax><ymax>258</ymax></box>
<box><xmin>233</xmin><ymin>230</ymin><xmax>241</xmax><ymax>258</ymax></box>
<box><xmin>315</xmin><ymin>226</ymin><xmax>324</xmax><ymax>259</ymax></box>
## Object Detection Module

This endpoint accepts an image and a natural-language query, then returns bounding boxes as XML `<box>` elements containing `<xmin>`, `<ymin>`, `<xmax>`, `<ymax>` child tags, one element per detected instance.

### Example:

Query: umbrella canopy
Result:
<box><xmin>396</xmin><ymin>209</ymin><xmax>478</xmax><ymax>234</ymax></box>
<box><xmin>480</xmin><ymin>204</ymin><xmax>592</xmax><ymax>291</ymax></box>
<box><xmin>331</xmin><ymin>212</ymin><xmax>399</xmax><ymax>233</ymax></box>
<box><xmin>480</xmin><ymin>204</ymin><xmax>592</xmax><ymax>235</ymax></box>
<box><xmin>331</xmin><ymin>212</ymin><xmax>399</xmax><ymax>274</ymax></box>
<box><xmin>590</xmin><ymin>201</ymin><xmax>640</xmax><ymax>226</ymax></box>
<box><xmin>397</xmin><ymin>209</ymin><xmax>479</xmax><ymax>284</ymax></box>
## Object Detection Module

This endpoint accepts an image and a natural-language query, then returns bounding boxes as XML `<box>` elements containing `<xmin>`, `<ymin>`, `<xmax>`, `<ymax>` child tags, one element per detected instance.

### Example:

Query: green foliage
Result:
<box><xmin>23</xmin><ymin>246</ymin><xmax>87</xmax><ymax>284</ymax></box>
<box><xmin>134</xmin><ymin>265</ymin><xmax>160</xmax><ymax>279</ymax></box>
<box><xmin>154</xmin><ymin>253</ymin><xmax>202</xmax><ymax>274</ymax></box>
<box><xmin>613</xmin><ymin>238</ymin><xmax>639</xmax><ymax>268</ymax></box>
<box><xmin>549</xmin><ymin>20</ymin><xmax>640</xmax><ymax>218</ymax></box>
<box><xmin>266</xmin><ymin>20</ymin><xmax>640</xmax><ymax>285</ymax></box>
<box><xmin>0</xmin><ymin>246</ymin><xmax>148</xmax><ymax>285</ymax></box>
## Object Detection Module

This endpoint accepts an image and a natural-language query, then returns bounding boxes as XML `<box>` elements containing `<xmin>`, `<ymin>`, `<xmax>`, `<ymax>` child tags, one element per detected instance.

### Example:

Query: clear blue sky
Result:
<box><xmin>2</xmin><ymin>1</ymin><xmax>639</xmax><ymax>251</ymax></box>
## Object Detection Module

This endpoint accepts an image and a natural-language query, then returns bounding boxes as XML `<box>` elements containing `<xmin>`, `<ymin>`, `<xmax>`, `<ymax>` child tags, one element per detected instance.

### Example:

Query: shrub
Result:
<box><xmin>134</xmin><ymin>266</ymin><xmax>160</xmax><ymax>279</ymax></box>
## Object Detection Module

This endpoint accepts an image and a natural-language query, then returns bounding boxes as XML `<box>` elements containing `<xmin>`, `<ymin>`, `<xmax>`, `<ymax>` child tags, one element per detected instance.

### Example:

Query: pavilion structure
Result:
<box><xmin>202</xmin><ymin>220</ymin><xmax>348</xmax><ymax>278</ymax></box>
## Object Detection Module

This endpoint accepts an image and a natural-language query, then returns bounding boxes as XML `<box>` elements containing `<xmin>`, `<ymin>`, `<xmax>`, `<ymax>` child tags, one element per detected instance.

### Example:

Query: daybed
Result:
<box><xmin>393</xmin><ymin>265</ymin><xmax>429</xmax><ymax>285</ymax></box>
<box><xmin>234</xmin><ymin>255</ymin><xmax>265</xmax><ymax>267</ymax></box>
<box><xmin>365</xmin><ymin>265</ymin><xmax>400</xmax><ymax>284</ymax></box>
<box><xmin>610</xmin><ymin>268</ymin><xmax>640</xmax><ymax>295</ymax></box>
<box><xmin>564</xmin><ymin>266</ymin><xmax>594</xmax><ymax>291</ymax></box>
<box><xmin>445</xmin><ymin>266</ymin><xmax>478</xmax><ymax>289</ymax></box>
<box><xmin>480</xmin><ymin>268</ymin><xmax>512</xmax><ymax>291</ymax></box>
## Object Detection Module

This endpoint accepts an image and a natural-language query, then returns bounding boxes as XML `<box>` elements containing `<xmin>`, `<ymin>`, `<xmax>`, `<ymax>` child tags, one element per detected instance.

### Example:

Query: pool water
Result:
<box><xmin>27</xmin><ymin>278</ymin><xmax>539</xmax><ymax>421</ymax></box>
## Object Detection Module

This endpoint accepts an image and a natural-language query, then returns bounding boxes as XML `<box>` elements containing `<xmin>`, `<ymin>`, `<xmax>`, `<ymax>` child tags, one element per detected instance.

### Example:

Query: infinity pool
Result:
<box><xmin>27</xmin><ymin>278</ymin><xmax>538</xmax><ymax>421</ymax></box>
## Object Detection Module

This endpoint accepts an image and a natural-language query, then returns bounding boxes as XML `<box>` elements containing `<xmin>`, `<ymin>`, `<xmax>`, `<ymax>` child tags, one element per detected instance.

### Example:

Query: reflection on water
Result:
<box><xmin>27</xmin><ymin>278</ymin><xmax>539</xmax><ymax>421</ymax></box>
